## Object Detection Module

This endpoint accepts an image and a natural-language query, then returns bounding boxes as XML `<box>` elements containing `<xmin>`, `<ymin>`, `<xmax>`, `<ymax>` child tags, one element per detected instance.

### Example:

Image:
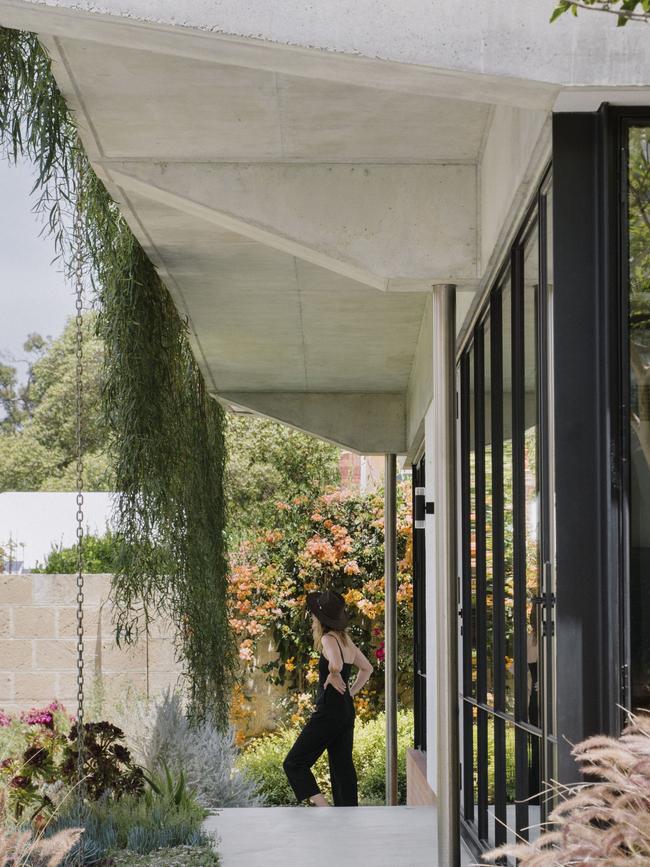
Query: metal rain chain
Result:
<box><xmin>73</xmin><ymin>198</ymin><xmax>86</xmax><ymax>840</ymax></box>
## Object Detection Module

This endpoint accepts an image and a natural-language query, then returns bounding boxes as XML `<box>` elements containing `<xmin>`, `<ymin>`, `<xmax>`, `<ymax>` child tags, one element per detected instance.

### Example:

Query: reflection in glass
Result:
<box><xmin>486</xmin><ymin>714</ymin><xmax>496</xmax><ymax>846</ymax></box>
<box><xmin>484</xmin><ymin>323</ymin><xmax>494</xmax><ymax>703</ymax></box>
<box><xmin>527</xmin><ymin>735</ymin><xmax>542</xmax><ymax>842</ymax></box>
<box><xmin>502</xmin><ymin>286</ymin><xmax>515</xmax><ymax>714</ymax></box>
<box><xmin>629</xmin><ymin>127</ymin><xmax>650</xmax><ymax>711</ymax></box>
<box><xmin>523</xmin><ymin>225</ymin><xmax>541</xmax><ymax>732</ymax></box>
<box><xmin>545</xmin><ymin>182</ymin><xmax>556</xmax><ymax>739</ymax></box>
<box><xmin>469</xmin><ymin>347</ymin><xmax>477</xmax><ymax>698</ymax></box>
<box><xmin>504</xmin><ymin>721</ymin><xmax>517</xmax><ymax>847</ymax></box>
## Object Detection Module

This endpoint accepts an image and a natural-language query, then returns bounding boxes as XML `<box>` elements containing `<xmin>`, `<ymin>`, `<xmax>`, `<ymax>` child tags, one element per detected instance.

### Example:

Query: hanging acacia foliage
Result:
<box><xmin>0</xmin><ymin>27</ymin><xmax>236</xmax><ymax>726</ymax></box>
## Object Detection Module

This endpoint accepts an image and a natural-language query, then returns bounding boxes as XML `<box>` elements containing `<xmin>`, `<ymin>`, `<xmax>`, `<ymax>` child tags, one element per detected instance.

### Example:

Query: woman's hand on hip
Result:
<box><xmin>325</xmin><ymin>671</ymin><xmax>347</xmax><ymax>694</ymax></box>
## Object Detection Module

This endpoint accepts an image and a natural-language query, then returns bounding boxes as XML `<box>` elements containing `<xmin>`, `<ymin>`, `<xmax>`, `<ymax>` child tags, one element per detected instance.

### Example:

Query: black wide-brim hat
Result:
<box><xmin>306</xmin><ymin>588</ymin><xmax>349</xmax><ymax>630</ymax></box>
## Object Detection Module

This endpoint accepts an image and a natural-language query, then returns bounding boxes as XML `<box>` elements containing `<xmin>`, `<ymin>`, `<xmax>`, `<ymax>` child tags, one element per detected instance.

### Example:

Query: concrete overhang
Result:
<box><xmin>3</xmin><ymin>0</ymin><xmax>635</xmax><ymax>451</ymax></box>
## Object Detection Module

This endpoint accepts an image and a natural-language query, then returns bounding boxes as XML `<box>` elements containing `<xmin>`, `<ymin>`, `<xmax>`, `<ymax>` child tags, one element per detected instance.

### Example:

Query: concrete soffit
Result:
<box><xmin>105</xmin><ymin>161</ymin><xmax>479</xmax><ymax>292</ymax></box>
<box><xmin>216</xmin><ymin>392</ymin><xmax>407</xmax><ymax>455</ymax></box>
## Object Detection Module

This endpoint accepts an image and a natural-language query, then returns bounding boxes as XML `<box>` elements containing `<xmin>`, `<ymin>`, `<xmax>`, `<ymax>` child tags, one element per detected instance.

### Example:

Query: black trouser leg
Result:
<box><xmin>327</xmin><ymin>722</ymin><xmax>358</xmax><ymax>807</ymax></box>
<box><xmin>283</xmin><ymin>713</ymin><xmax>330</xmax><ymax>802</ymax></box>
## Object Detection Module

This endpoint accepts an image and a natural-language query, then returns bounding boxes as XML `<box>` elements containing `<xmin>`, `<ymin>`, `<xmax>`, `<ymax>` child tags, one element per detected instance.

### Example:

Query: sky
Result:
<box><xmin>0</xmin><ymin>157</ymin><xmax>72</xmax><ymax>380</ymax></box>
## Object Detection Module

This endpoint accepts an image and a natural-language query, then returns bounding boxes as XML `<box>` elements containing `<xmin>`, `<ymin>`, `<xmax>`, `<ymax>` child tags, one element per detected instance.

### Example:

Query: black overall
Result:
<box><xmin>283</xmin><ymin>637</ymin><xmax>358</xmax><ymax>806</ymax></box>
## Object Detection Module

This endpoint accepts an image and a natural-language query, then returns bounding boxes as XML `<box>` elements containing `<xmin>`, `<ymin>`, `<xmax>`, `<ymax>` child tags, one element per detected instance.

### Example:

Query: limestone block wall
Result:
<box><xmin>0</xmin><ymin>573</ymin><xmax>289</xmax><ymax>734</ymax></box>
<box><xmin>0</xmin><ymin>573</ymin><xmax>182</xmax><ymax>717</ymax></box>
<box><xmin>237</xmin><ymin>631</ymin><xmax>285</xmax><ymax>739</ymax></box>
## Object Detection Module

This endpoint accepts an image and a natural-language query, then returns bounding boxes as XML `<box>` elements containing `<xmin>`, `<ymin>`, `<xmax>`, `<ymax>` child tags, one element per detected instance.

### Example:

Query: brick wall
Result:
<box><xmin>0</xmin><ymin>573</ymin><xmax>182</xmax><ymax>717</ymax></box>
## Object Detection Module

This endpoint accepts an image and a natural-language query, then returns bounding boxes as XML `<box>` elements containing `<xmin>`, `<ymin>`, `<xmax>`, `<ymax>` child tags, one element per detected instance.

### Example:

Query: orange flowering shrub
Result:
<box><xmin>228</xmin><ymin>485</ymin><xmax>413</xmax><ymax>725</ymax></box>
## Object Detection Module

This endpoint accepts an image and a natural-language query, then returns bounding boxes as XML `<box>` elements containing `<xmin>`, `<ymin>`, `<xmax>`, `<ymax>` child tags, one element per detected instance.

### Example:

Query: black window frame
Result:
<box><xmin>412</xmin><ymin>454</ymin><xmax>427</xmax><ymax>752</ymax></box>
<box><xmin>458</xmin><ymin>166</ymin><xmax>555</xmax><ymax>858</ymax></box>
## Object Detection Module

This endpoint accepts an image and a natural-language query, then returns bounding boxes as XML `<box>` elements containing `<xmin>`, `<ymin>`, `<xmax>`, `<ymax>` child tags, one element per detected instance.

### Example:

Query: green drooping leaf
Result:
<box><xmin>0</xmin><ymin>26</ymin><xmax>235</xmax><ymax>727</ymax></box>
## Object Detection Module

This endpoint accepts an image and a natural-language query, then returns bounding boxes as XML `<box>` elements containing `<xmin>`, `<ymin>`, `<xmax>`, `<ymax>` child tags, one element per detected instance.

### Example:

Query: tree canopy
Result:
<box><xmin>0</xmin><ymin>317</ymin><xmax>340</xmax><ymax>522</ymax></box>
<box><xmin>0</xmin><ymin>313</ymin><xmax>112</xmax><ymax>492</ymax></box>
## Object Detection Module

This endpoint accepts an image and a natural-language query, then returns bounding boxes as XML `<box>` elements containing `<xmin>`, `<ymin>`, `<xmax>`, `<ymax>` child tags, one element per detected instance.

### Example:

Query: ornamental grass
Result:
<box><xmin>0</xmin><ymin>828</ymin><xmax>82</xmax><ymax>867</ymax></box>
<box><xmin>483</xmin><ymin>712</ymin><xmax>650</xmax><ymax>865</ymax></box>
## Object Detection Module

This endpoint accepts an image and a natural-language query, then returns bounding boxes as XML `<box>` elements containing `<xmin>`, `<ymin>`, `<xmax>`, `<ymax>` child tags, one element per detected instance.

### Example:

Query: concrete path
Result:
<box><xmin>204</xmin><ymin>806</ymin><xmax>477</xmax><ymax>867</ymax></box>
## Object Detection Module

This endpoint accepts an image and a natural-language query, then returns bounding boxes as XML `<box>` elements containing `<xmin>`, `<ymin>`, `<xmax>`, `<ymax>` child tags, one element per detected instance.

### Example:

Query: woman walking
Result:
<box><xmin>283</xmin><ymin>588</ymin><xmax>373</xmax><ymax>807</ymax></box>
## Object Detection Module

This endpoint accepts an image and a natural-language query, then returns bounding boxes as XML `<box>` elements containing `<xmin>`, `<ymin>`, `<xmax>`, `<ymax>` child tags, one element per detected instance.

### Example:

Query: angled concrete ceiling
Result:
<box><xmin>0</xmin><ymin>0</ymin><xmax>558</xmax><ymax>451</ymax></box>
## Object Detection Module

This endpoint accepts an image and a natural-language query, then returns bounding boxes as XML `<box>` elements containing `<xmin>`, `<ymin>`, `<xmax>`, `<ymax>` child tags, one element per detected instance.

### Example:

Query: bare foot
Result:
<box><xmin>309</xmin><ymin>793</ymin><xmax>330</xmax><ymax>807</ymax></box>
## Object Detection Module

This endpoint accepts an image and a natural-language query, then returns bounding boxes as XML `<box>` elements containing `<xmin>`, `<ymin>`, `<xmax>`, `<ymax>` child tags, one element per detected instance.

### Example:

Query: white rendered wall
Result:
<box><xmin>0</xmin><ymin>492</ymin><xmax>114</xmax><ymax>569</ymax></box>
<box><xmin>480</xmin><ymin>106</ymin><xmax>550</xmax><ymax>276</ymax></box>
<box><xmin>17</xmin><ymin>0</ymin><xmax>650</xmax><ymax>88</ymax></box>
<box><xmin>406</xmin><ymin>294</ymin><xmax>433</xmax><ymax>453</ymax></box>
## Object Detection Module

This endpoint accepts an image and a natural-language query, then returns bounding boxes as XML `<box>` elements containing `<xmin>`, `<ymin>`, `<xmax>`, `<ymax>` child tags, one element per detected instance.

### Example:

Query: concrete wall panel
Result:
<box><xmin>9</xmin><ymin>0</ymin><xmax>650</xmax><ymax>88</ymax></box>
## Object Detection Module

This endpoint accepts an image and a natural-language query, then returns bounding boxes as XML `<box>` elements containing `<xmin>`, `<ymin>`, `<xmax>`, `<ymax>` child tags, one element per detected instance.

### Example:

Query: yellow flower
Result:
<box><xmin>285</xmin><ymin>657</ymin><xmax>296</xmax><ymax>672</ymax></box>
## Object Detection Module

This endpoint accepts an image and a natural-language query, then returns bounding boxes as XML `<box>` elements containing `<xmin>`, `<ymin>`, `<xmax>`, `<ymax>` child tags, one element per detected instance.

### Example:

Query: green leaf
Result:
<box><xmin>550</xmin><ymin>0</ymin><xmax>572</xmax><ymax>21</ymax></box>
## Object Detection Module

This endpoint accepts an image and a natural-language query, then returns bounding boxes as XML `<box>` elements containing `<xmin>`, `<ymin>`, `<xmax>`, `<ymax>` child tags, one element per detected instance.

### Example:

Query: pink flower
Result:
<box><xmin>20</xmin><ymin>701</ymin><xmax>66</xmax><ymax>728</ymax></box>
<box><xmin>0</xmin><ymin>711</ymin><xmax>11</xmax><ymax>727</ymax></box>
<box><xmin>375</xmin><ymin>641</ymin><xmax>385</xmax><ymax>662</ymax></box>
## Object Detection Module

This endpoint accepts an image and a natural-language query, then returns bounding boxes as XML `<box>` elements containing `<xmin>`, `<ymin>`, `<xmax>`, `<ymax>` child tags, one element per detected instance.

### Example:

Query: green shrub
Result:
<box><xmin>0</xmin><ymin>705</ymin><xmax>145</xmax><ymax>826</ymax></box>
<box><xmin>0</xmin><ymin>702</ymin><xmax>72</xmax><ymax>823</ymax></box>
<box><xmin>351</xmin><ymin>710</ymin><xmax>413</xmax><ymax>804</ymax></box>
<box><xmin>62</xmin><ymin>721</ymin><xmax>144</xmax><ymax>801</ymax></box>
<box><xmin>238</xmin><ymin>709</ymin><xmax>413</xmax><ymax>806</ymax></box>
<box><xmin>34</xmin><ymin>532</ymin><xmax>120</xmax><ymax>573</ymax></box>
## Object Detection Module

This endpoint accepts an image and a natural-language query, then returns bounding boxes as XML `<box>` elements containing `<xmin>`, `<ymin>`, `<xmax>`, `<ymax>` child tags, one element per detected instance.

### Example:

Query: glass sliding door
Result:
<box><xmin>626</xmin><ymin>126</ymin><xmax>650</xmax><ymax>711</ymax></box>
<box><xmin>458</xmin><ymin>169</ymin><xmax>555</xmax><ymax>856</ymax></box>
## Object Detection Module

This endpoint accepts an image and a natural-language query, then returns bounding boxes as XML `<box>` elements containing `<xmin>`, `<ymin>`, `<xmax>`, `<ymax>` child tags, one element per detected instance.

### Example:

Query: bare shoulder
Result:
<box><xmin>352</xmin><ymin>641</ymin><xmax>373</xmax><ymax>670</ymax></box>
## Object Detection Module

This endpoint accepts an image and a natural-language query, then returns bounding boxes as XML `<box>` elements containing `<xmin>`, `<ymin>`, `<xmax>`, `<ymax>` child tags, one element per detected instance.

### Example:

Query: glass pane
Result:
<box><xmin>486</xmin><ymin>714</ymin><xmax>496</xmax><ymax>846</ymax></box>
<box><xmin>546</xmin><ymin>183</ymin><xmax>556</xmax><ymax>739</ymax></box>
<box><xmin>469</xmin><ymin>346</ymin><xmax>477</xmax><ymax>698</ymax></box>
<box><xmin>504</xmin><ymin>721</ymin><xmax>517</xmax><ymax>847</ymax></box>
<box><xmin>484</xmin><ymin>322</ymin><xmax>494</xmax><ymax>705</ymax></box>
<box><xmin>526</xmin><ymin>733</ymin><xmax>542</xmax><ymax>841</ymax></box>
<box><xmin>502</xmin><ymin>284</ymin><xmax>515</xmax><ymax>714</ymax></box>
<box><xmin>477</xmin><ymin>708</ymin><xmax>488</xmax><ymax>839</ymax></box>
<box><xmin>491</xmin><ymin>716</ymin><xmax>507</xmax><ymax>847</ymax></box>
<box><xmin>463</xmin><ymin>700</ymin><xmax>477</xmax><ymax>824</ymax></box>
<box><xmin>523</xmin><ymin>225</ymin><xmax>541</xmax><ymax>728</ymax></box>
<box><xmin>628</xmin><ymin>127</ymin><xmax>650</xmax><ymax>711</ymax></box>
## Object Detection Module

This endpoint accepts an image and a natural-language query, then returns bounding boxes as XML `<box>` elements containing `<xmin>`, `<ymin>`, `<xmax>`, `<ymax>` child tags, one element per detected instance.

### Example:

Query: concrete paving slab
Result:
<box><xmin>204</xmin><ymin>806</ymin><xmax>477</xmax><ymax>867</ymax></box>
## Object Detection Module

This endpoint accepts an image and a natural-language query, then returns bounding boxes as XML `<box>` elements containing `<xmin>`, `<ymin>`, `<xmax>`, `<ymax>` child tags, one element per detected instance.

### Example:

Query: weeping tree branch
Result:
<box><xmin>0</xmin><ymin>26</ymin><xmax>236</xmax><ymax>727</ymax></box>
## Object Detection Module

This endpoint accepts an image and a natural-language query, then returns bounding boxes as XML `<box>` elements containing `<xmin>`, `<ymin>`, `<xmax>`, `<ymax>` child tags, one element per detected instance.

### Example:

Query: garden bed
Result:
<box><xmin>111</xmin><ymin>844</ymin><xmax>220</xmax><ymax>866</ymax></box>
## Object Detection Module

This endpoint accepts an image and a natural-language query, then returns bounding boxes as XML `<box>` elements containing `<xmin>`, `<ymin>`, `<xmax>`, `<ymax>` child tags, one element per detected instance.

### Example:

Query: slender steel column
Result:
<box><xmin>384</xmin><ymin>452</ymin><xmax>398</xmax><ymax>805</ymax></box>
<box><xmin>432</xmin><ymin>284</ymin><xmax>460</xmax><ymax>865</ymax></box>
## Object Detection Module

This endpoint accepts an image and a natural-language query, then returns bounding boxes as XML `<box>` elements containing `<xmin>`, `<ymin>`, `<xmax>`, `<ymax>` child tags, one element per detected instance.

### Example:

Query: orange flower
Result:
<box><xmin>238</xmin><ymin>639</ymin><xmax>254</xmax><ymax>662</ymax></box>
<box><xmin>344</xmin><ymin>560</ymin><xmax>361</xmax><ymax>576</ymax></box>
<box><xmin>264</xmin><ymin>529</ymin><xmax>284</xmax><ymax>544</ymax></box>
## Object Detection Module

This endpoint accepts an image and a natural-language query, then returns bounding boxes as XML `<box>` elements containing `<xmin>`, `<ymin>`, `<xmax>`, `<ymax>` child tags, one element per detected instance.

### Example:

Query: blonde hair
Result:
<box><xmin>311</xmin><ymin>616</ymin><xmax>352</xmax><ymax>653</ymax></box>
